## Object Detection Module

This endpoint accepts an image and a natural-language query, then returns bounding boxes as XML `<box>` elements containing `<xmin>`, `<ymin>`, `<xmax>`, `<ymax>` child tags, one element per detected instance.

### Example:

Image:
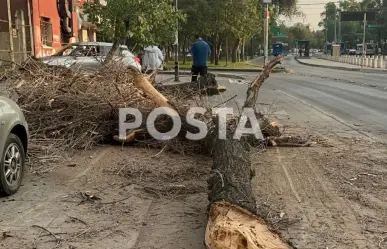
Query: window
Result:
<box><xmin>40</xmin><ymin>17</ymin><xmax>53</xmax><ymax>47</ymax></box>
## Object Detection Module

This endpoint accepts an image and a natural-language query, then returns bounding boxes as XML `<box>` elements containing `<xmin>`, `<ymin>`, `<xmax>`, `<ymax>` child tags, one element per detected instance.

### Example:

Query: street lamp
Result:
<box><xmin>262</xmin><ymin>0</ymin><xmax>271</xmax><ymax>65</ymax></box>
<box><xmin>172</xmin><ymin>0</ymin><xmax>179</xmax><ymax>82</ymax></box>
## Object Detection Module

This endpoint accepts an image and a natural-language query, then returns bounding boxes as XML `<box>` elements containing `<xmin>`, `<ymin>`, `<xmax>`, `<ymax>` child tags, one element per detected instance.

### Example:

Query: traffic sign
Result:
<box><xmin>367</xmin><ymin>24</ymin><xmax>380</xmax><ymax>29</ymax></box>
<box><xmin>272</xmin><ymin>32</ymin><xmax>287</xmax><ymax>37</ymax></box>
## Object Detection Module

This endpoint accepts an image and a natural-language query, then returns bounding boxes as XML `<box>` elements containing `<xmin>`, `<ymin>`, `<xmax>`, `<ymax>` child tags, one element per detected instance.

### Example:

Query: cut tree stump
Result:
<box><xmin>206</xmin><ymin>137</ymin><xmax>293</xmax><ymax>249</ymax></box>
<box><xmin>206</xmin><ymin>202</ymin><xmax>293</xmax><ymax>249</ymax></box>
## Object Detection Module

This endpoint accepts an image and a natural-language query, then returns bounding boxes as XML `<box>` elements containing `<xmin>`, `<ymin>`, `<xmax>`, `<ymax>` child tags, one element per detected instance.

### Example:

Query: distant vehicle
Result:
<box><xmin>326</xmin><ymin>43</ymin><xmax>332</xmax><ymax>55</ymax></box>
<box><xmin>0</xmin><ymin>96</ymin><xmax>28</xmax><ymax>196</ymax></box>
<box><xmin>356</xmin><ymin>43</ymin><xmax>376</xmax><ymax>56</ymax></box>
<box><xmin>340</xmin><ymin>42</ymin><xmax>345</xmax><ymax>54</ymax></box>
<box><xmin>41</xmin><ymin>42</ymin><xmax>142</xmax><ymax>72</ymax></box>
<box><xmin>272</xmin><ymin>42</ymin><xmax>289</xmax><ymax>56</ymax></box>
<box><xmin>348</xmin><ymin>49</ymin><xmax>356</xmax><ymax>55</ymax></box>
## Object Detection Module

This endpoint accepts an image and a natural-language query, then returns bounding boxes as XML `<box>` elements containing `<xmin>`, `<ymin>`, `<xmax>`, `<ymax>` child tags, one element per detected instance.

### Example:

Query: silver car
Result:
<box><xmin>0</xmin><ymin>96</ymin><xmax>28</xmax><ymax>196</ymax></box>
<box><xmin>41</xmin><ymin>42</ymin><xmax>142</xmax><ymax>72</ymax></box>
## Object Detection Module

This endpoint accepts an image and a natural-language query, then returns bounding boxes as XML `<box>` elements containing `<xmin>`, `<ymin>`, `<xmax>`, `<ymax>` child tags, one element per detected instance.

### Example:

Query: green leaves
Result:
<box><xmin>84</xmin><ymin>0</ymin><xmax>181</xmax><ymax>47</ymax></box>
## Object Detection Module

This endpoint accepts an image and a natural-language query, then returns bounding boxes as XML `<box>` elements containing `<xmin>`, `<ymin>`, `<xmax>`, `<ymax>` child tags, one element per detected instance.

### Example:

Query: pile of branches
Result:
<box><xmin>3</xmin><ymin>60</ymin><xmax>175</xmax><ymax>150</ymax></box>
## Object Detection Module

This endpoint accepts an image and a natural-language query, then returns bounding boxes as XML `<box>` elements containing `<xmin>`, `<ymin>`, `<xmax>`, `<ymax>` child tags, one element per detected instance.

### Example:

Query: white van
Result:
<box><xmin>356</xmin><ymin>43</ymin><xmax>376</xmax><ymax>55</ymax></box>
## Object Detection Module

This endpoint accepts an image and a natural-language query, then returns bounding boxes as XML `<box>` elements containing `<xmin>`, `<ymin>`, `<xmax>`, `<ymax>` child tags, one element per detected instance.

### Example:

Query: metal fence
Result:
<box><xmin>0</xmin><ymin>0</ymin><xmax>33</xmax><ymax>65</ymax></box>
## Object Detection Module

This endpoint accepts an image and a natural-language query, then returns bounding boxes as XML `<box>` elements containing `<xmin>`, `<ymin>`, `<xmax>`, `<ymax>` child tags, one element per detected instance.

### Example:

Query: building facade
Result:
<box><xmin>0</xmin><ymin>0</ymin><xmax>96</xmax><ymax>61</ymax></box>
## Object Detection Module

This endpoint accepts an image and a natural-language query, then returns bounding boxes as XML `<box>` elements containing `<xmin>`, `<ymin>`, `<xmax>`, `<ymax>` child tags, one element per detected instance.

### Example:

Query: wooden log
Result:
<box><xmin>206</xmin><ymin>202</ymin><xmax>293</xmax><ymax>249</ymax></box>
<box><xmin>208</xmin><ymin>138</ymin><xmax>256</xmax><ymax>213</ymax></box>
<box><xmin>206</xmin><ymin>55</ymin><xmax>293</xmax><ymax>249</ymax></box>
<box><xmin>244</xmin><ymin>55</ymin><xmax>284</xmax><ymax>109</ymax></box>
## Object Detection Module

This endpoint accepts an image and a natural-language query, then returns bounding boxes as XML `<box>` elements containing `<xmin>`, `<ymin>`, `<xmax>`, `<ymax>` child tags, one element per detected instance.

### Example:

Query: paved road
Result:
<box><xmin>214</xmin><ymin>55</ymin><xmax>387</xmax><ymax>142</ymax></box>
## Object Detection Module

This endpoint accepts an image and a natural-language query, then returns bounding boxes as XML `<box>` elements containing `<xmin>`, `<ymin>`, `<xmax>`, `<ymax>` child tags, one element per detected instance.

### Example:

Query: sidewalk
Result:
<box><xmin>296</xmin><ymin>57</ymin><xmax>387</xmax><ymax>74</ymax></box>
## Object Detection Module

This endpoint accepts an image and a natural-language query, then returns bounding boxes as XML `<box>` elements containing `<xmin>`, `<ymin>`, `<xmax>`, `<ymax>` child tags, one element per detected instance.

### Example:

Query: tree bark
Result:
<box><xmin>232</xmin><ymin>39</ymin><xmax>240</xmax><ymax>63</ymax></box>
<box><xmin>214</xmin><ymin>42</ymin><xmax>222</xmax><ymax>65</ymax></box>
<box><xmin>208</xmin><ymin>138</ymin><xmax>256</xmax><ymax>213</ymax></box>
<box><xmin>242</xmin><ymin>38</ymin><xmax>245</xmax><ymax>62</ymax></box>
<box><xmin>103</xmin><ymin>40</ymin><xmax>119</xmax><ymax>65</ymax></box>
<box><xmin>225</xmin><ymin>37</ymin><xmax>229</xmax><ymax>67</ymax></box>
<box><xmin>205</xmin><ymin>55</ymin><xmax>292</xmax><ymax>249</ymax></box>
<box><xmin>182</xmin><ymin>39</ymin><xmax>187</xmax><ymax>65</ymax></box>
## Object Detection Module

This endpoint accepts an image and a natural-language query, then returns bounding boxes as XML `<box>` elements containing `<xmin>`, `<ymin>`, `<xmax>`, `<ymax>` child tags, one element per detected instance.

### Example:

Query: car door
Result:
<box><xmin>72</xmin><ymin>45</ymin><xmax>103</xmax><ymax>72</ymax></box>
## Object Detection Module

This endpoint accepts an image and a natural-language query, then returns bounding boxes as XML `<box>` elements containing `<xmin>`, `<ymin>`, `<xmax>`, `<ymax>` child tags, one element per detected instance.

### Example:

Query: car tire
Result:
<box><xmin>0</xmin><ymin>133</ymin><xmax>25</xmax><ymax>196</ymax></box>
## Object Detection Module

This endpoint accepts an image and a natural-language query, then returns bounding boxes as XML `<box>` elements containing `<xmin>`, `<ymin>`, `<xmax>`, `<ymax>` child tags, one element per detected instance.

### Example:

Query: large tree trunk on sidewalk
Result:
<box><xmin>232</xmin><ymin>38</ymin><xmax>240</xmax><ymax>63</ymax></box>
<box><xmin>208</xmin><ymin>138</ymin><xmax>256</xmax><ymax>213</ymax></box>
<box><xmin>205</xmin><ymin>55</ymin><xmax>291</xmax><ymax>249</ymax></box>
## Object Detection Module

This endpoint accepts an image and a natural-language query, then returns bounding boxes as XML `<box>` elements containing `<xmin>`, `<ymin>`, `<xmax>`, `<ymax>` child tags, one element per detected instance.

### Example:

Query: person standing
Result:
<box><xmin>142</xmin><ymin>45</ymin><xmax>164</xmax><ymax>84</ymax></box>
<box><xmin>191</xmin><ymin>34</ymin><xmax>211</xmax><ymax>82</ymax></box>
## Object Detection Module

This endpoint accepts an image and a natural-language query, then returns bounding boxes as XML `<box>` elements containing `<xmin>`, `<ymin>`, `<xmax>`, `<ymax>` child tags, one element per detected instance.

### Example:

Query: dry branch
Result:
<box><xmin>244</xmin><ymin>54</ymin><xmax>284</xmax><ymax>109</ymax></box>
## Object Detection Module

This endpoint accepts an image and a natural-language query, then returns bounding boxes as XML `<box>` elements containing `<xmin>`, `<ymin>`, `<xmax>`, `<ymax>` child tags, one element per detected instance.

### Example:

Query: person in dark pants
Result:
<box><xmin>190</xmin><ymin>34</ymin><xmax>211</xmax><ymax>82</ymax></box>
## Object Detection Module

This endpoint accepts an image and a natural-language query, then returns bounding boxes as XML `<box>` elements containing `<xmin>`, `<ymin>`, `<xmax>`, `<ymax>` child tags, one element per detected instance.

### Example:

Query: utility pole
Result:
<box><xmin>362</xmin><ymin>12</ymin><xmax>367</xmax><ymax>60</ymax></box>
<box><xmin>174</xmin><ymin>0</ymin><xmax>179</xmax><ymax>82</ymax></box>
<box><xmin>27</xmin><ymin>0</ymin><xmax>34</xmax><ymax>56</ymax></box>
<box><xmin>263</xmin><ymin>0</ymin><xmax>271</xmax><ymax>65</ymax></box>
<box><xmin>334</xmin><ymin>4</ymin><xmax>337</xmax><ymax>43</ymax></box>
<box><xmin>7</xmin><ymin>0</ymin><xmax>15</xmax><ymax>63</ymax></box>
<box><xmin>338</xmin><ymin>9</ymin><xmax>342</xmax><ymax>43</ymax></box>
<box><xmin>325</xmin><ymin>5</ymin><xmax>328</xmax><ymax>52</ymax></box>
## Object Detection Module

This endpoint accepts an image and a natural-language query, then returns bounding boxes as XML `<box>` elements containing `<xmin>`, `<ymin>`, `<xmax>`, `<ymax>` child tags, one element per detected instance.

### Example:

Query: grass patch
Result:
<box><xmin>165</xmin><ymin>60</ymin><xmax>262</xmax><ymax>70</ymax></box>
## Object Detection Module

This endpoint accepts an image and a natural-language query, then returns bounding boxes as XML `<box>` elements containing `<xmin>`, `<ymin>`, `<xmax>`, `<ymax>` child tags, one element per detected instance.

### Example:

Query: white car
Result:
<box><xmin>41</xmin><ymin>42</ymin><xmax>142</xmax><ymax>72</ymax></box>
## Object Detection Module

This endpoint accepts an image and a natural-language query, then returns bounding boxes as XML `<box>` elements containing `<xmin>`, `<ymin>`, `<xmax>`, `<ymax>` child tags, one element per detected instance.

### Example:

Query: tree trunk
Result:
<box><xmin>232</xmin><ymin>39</ymin><xmax>240</xmax><ymax>63</ymax></box>
<box><xmin>210</xmin><ymin>42</ymin><xmax>215</xmax><ymax>64</ymax></box>
<box><xmin>214</xmin><ymin>42</ymin><xmax>222</xmax><ymax>66</ymax></box>
<box><xmin>242</xmin><ymin>38</ymin><xmax>245</xmax><ymax>62</ymax></box>
<box><xmin>103</xmin><ymin>40</ymin><xmax>119</xmax><ymax>65</ymax></box>
<box><xmin>237</xmin><ymin>45</ymin><xmax>241</xmax><ymax>62</ymax></box>
<box><xmin>182</xmin><ymin>39</ymin><xmax>187</xmax><ymax>65</ymax></box>
<box><xmin>165</xmin><ymin>47</ymin><xmax>170</xmax><ymax>62</ymax></box>
<box><xmin>208</xmin><ymin>138</ymin><xmax>256</xmax><ymax>213</ymax></box>
<box><xmin>205</xmin><ymin>55</ymin><xmax>290</xmax><ymax>249</ymax></box>
<box><xmin>225</xmin><ymin>37</ymin><xmax>229</xmax><ymax>66</ymax></box>
<box><xmin>206</xmin><ymin>137</ymin><xmax>293</xmax><ymax>249</ymax></box>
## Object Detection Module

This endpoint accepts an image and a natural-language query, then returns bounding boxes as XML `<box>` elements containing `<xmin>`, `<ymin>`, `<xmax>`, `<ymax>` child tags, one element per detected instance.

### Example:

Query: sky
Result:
<box><xmin>282</xmin><ymin>0</ymin><xmax>340</xmax><ymax>30</ymax></box>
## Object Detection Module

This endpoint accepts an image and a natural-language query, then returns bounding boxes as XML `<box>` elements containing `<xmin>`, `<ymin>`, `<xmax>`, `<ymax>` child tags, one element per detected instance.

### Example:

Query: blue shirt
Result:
<box><xmin>191</xmin><ymin>39</ymin><xmax>211</xmax><ymax>67</ymax></box>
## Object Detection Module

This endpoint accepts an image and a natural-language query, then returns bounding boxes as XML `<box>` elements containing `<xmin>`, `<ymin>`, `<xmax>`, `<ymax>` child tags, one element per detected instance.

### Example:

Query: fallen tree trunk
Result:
<box><xmin>206</xmin><ymin>55</ymin><xmax>293</xmax><ymax>249</ymax></box>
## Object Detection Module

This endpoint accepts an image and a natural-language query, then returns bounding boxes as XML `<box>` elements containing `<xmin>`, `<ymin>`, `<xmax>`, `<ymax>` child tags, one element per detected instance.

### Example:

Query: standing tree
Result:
<box><xmin>84</xmin><ymin>0</ymin><xmax>180</xmax><ymax>64</ymax></box>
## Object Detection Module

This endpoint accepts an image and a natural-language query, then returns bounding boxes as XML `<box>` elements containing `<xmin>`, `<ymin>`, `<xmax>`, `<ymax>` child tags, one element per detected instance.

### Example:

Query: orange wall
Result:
<box><xmin>32</xmin><ymin>0</ymin><xmax>78</xmax><ymax>57</ymax></box>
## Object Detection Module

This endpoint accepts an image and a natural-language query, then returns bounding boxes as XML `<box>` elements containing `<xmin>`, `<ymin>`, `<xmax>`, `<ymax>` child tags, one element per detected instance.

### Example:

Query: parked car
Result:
<box><xmin>348</xmin><ymin>49</ymin><xmax>356</xmax><ymax>55</ymax></box>
<box><xmin>0</xmin><ymin>96</ymin><xmax>28</xmax><ymax>196</ymax></box>
<box><xmin>41</xmin><ymin>42</ymin><xmax>142</xmax><ymax>72</ymax></box>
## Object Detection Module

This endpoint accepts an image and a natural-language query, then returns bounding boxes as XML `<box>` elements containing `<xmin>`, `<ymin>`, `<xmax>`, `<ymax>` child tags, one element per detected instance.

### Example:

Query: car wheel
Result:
<box><xmin>0</xmin><ymin>133</ymin><xmax>25</xmax><ymax>196</ymax></box>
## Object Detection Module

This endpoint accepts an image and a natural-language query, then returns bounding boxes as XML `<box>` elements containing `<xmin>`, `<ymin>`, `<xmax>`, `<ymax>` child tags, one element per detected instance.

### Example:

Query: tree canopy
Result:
<box><xmin>319</xmin><ymin>0</ymin><xmax>386</xmax><ymax>49</ymax></box>
<box><xmin>84</xmin><ymin>0</ymin><xmax>298</xmax><ymax>64</ymax></box>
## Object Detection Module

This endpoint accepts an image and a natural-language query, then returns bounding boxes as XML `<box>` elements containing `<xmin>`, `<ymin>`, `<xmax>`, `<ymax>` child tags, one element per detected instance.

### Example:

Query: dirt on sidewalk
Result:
<box><xmin>0</xmin><ymin>146</ymin><xmax>210</xmax><ymax>249</ymax></box>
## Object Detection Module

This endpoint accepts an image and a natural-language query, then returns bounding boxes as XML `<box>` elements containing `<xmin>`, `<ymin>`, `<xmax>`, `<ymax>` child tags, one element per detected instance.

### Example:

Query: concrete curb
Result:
<box><xmin>158</xmin><ymin>71</ymin><xmax>247</xmax><ymax>80</ymax></box>
<box><xmin>295</xmin><ymin>57</ymin><xmax>387</xmax><ymax>74</ymax></box>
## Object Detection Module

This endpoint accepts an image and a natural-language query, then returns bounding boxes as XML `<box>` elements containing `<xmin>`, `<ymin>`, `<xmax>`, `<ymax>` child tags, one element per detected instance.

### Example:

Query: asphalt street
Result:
<box><xmin>213</xmin><ymin>55</ymin><xmax>387</xmax><ymax>142</ymax></box>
